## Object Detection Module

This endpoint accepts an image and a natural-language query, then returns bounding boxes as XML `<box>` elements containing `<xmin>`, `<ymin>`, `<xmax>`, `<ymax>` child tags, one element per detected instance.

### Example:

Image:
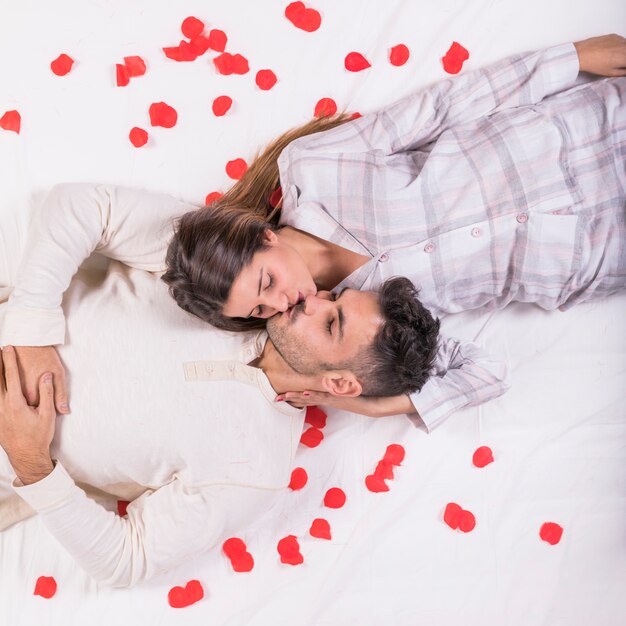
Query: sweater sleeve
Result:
<box><xmin>0</xmin><ymin>183</ymin><xmax>198</xmax><ymax>346</ymax></box>
<box><xmin>12</xmin><ymin>461</ymin><xmax>277</xmax><ymax>588</ymax></box>
<box><xmin>283</xmin><ymin>42</ymin><xmax>579</xmax><ymax>158</ymax></box>
<box><xmin>407</xmin><ymin>337</ymin><xmax>511</xmax><ymax>432</ymax></box>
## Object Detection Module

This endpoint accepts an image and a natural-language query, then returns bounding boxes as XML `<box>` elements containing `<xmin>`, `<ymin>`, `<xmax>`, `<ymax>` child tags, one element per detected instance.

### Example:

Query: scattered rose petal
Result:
<box><xmin>163</xmin><ymin>42</ymin><xmax>198</xmax><ymax>62</ymax></box>
<box><xmin>389</xmin><ymin>44</ymin><xmax>410</xmax><ymax>67</ymax></box>
<box><xmin>540</xmin><ymin>522</ymin><xmax>564</xmax><ymax>545</ymax></box>
<box><xmin>225</xmin><ymin>158</ymin><xmax>248</xmax><ymax>180</ymax></box>
<box><xmin>190</xmin><ymin>35</ymin><xmax>211</xmax><ymax>56</ymax></box>
<box><xmin>214</xmin><ymin>52</ymin><xmax>249</xmax><ymax>75</ymax></box>
<box><xmin>277</xmin><ymin>535</ymin><xmax>304</xmax><ymax>565</ymax></box>
<box><xmin>305</xmin><ymin>406</ymin><xmax>327</xmax><ymax>429</ymax></box>
<box><xmin>443</xmin><ymin>502</ymin><xmax>462</xmax><ymax>530</ymax></box>
<box><xmin>344</xmin><ymin>51</ymin><xmax>371</xmax><ymax>72</ymax></box>
<box><xmin>212</xmin><ymin>95</ymin><xmax>233</xmax><ymax>117</ymax></box>
<box><xmin>149</xmin><ymin>102</ymin><xmax>178</xmax><ymax>128</ymax></box>
<box><xmin>181</xmin><ymin>16</ymin><xmax>205</xmax><ymax>39</ymax></box>
<box><xmin>365</xmin><ymin>473</ymin><xmax>389</xmax><ymax>493</ymax></box>
<box><xmin>116</xmin><ymin>63</ymin><xmax>130</xmax><ymax>87</ymax></box>
<box><xmin>314</xmin><ymin>97</ymin><xmax>337</xmax><ymax>117</ymax></box>
<box><xmin>205</xmin><ymin>191</ymin><xmax>223</xmax><ymax>205</ymax></box>
<box><xmin>0</xmin><ymin>110</ymin><xmax>21</xmax><ymax>134</ymax></box>
<box><xmin>230</xmin><ymin>551</ymin><xmax>254</xmax><ymax>572</ymax></box>
<box><xmin>472</xmin><ymin>446</ymin><xmax>494</xmax><ymax>468</ymax></box>
<box><xmin>442</xmin><ymin>41</ymin><xmax>469</xmax><ymax>75</ymax></box>
<box><xmin>350</xmin><ymin>112</ymin><xmax>362</xmax><ymax>120</ymax></box>
<box><xmin>117</xmin><ymin>500</ymin><xmax>130</xmax><ymax>516</ymax></box>
<box><xmin>324</xmin><ymin>487</ymin><xmax>346</xmax><ymax>509</ymax></box>
<box><xmin>168</xmin><ymin>580</ymin><xmax>204</xmax><ymax>608</ymax></box>
<box><xmin>458</xmin><ymin>510</ymin><xmax>476</xmax><ymax>533</ymax></box>
<box><xmin>309</xmin><ymin>518</ymin><xmax>331</xmax><ymax>540</ymax></box>
<box><xmin>123</xmin><ymin>56</ymin><xmax>146</xmax><ymax>77</ymax></box>
<box><xmin>50</xmin><ymin>53</ymin><xmax>74</xmax><ymax>76</ymax></box>
<box><xmin>33</xmin><ymin>576</ymin><xmax>57</xmax><ymax>599</ymax></box>
<box><xmin>284</xmin><ymin>2</ymin><xmax>321</xmax><ymax>32</ymax></box>
<box><xmin>129</xmin><ymin>127</ymin><xmax>148</xmax><ymax>147</ymax></box>
<box><xmin>300</xmin><ymin>426</ymin><xmax>324</xmax><ymax>448</ymax></box>
<box><xmin>383</xmin><ymin>444</ymin><xmax>405</xmax><ymax>466</ymax></box>
<box><xmin>256</xmin><ymin>69</ymin><xmax>277</xmax><ymax>90</ymax></box>
<box><xmin>222</xmin><ymin>537</ymin><xmax>247</xmax><ymax>558</ymax></box>
<box><xmin>374</xmin><ymin>460</ymin><xmax>394</xmax><ymax>480</ymax></box>
<box><xmin>269</xmin><ymin>187</ymin><xmax>283</xmax><ymax>209</ymax></box>
<box><xmin>288</xmin><ymin>467</ymin><xmax>308</xmax><ymax>490</ymax></box>
<box><xmin>207</xmin><ymin>29</ymin><xmax>228</xmax><ymax>52</ymax></box>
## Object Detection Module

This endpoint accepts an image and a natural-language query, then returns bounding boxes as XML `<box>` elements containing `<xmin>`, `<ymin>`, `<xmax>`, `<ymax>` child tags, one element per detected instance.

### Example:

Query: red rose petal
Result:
<box><xmin>309</xmin><ymin>518</ymin><xmax>332</xmax><ymax>540</ymax></box>
<box><xmin>225</xmin><ymin>158</ymin><xmax>248</xmax><ymax>180</ymax></box>
<box><xmin>163</xmin><ymin>42</ymin><xmax>198</xmax><ymax>63</ymax></box>
<box><xmin>324</xmin><ymin>487</ymin><xmax>346</xmax><ymax>509</ymax></box>
<box><xmin>116</xmin><ymin>63</ymin><xmax>130</xmax><ymax>87</ymax></box>
<box><xmin>383</xmin><ymin>444</ymin><xmax>405</xmax><ymax>466</ymax></box>
<box><xmin>222</xmin><ymin>537</ymin><xmax>247</xmax><ymax>558</ymax></box>
<box><xmin>350</xmin><ymin>112</ymin><xmax>362</xmax><ymax>120</ymax></box>
<box><xmin>230</xmin><ymin>551</ymin><xmax>254</xmax><ymax>572</ymax></box>
<box><xmin>389</xmin><ymin>44</ymin><xmax>410</xmax><ymax>67</ymax></box>
<box><xmin>0</xmin><ymin>110</ymin><xmax>21</xmax><ymax>134</ymax></box>
<box><xmin>277</xmin><ymin>535</ymin><xmax>304</xmax><ymax>565</ymax></box>
<box><xmin>540</xmin><ymin>522</ymin><xmax>564</xmax><ymax>545</ymax></box>
<box><xmin>123</xmin><ymin>56</ymin><xmax>146</xmax><ymax>77</ymax></box>
<box><xmin>269</xmin><ymin>187</ymin><xmax>283</xmax><ymax>209</ymax></box>
<box><xmin>344</xmin><ymin>51</ymin><xmax>371</xmax><ymax>72</ymax></box>
<box><xmin>284</xmin><ymin>2</ymin><xmax>321</xmax><ymax>33</ymax></box>
<box><xmin>443</xmin><ymin>502</ymin><xmax>462</xmax><ymax>530</ymax></box>
<box><xmin>288</xmin><ymin>467</ymin><xmax>308</xmax><ymax>490</ymax></box>
<box><xmin>305</xmin><ymin>406</ymin><xmax>327</xmax><ymax>429</ymax></box>
<box><xmin>168</xmin><ymin>580</ymin><xmax>204</xmax><ymax>608</ymax></box>
<box><xmin>205</xmin><ymin>191</ymin><xmax>223</xmax><ymax>205</ymax></box>
<box><xmin>50</xmin><ymin>53</ymin><xmax>74</xmax><ymax>76</ymax></box>
<box><xmin>212</xmin><ymin>95</ymin><xmax>233</xmax><ymax>117</ymax></box>
<box><xmin>33</xmin><ymin>576</ymin><xmax>57</xmax><ymax>599</ymax></box>
<box><xmin>181</xmin><ymin>16</ymin><xmax>205</xmax><ymax>39</ymax></box>
<box><xmin>442</xmin><ymin>41</ymin><xmax>469</xmax><ymax>75</ymax></box>
<box><xmin>208</xmin><ymin>29</ymin><xmax>228</xmax><ymax>53</ymax></box>
<box><xmin>129</xmin><ymin>127</ymin><xmax>148</xmax><ymax>148</ymax></box>
<box><xmin>149</xmin><ymin>102</ymin><xmax>178</xmax><ymax>128</ymax></box>
<box><xmin>300</xmin><ymin>426</ymin><xmax>324</xmax><ymax>448</ymax></box>
<box><xmin>472</xmin><ymin>445</ymin><xmax>494</xmax><ymax>468</ymax></box>
<box><xmin>365</xmin><ymin>473</ymin><xmax>389</xmax><ymax>493</ymax></box>
<box><xmin>374</xmin><ymin>460</ymin><xmax>394</xmax><ymax>480</ymax></box>
<box><xmin>314</xmin><ymin>97</ymin><xmax>337</xmax><ymax>118</ymax></box>
<box><xmin>214</xmin><ymin>52</ymin><xmax>249</xmax><ymax>75</ymax></box>
<box><xmin>255</xmin><ymin>69</ymin><xmax>278</xmax><ymax>91</ymax></box>
<box><xmin>117</xmin><ymin>500</ymin><xmax>130</xmax><ymax>516</ymax></box>
<box><xmin>458</xmin><ymin>510</ymin><xmax>476</xmax><ymax>533</ymax></box>
<box><xmin>190</xmin><ymin>35</ymin><xmax>211</xmax><ymax>56</ymax></box>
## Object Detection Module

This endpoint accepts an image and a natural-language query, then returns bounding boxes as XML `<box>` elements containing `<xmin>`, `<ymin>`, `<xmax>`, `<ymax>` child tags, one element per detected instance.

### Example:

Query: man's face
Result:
<box><xmin>266</xmin><ymin>289</ymin><xmax>383</xmax><ymax>375</ymax></box>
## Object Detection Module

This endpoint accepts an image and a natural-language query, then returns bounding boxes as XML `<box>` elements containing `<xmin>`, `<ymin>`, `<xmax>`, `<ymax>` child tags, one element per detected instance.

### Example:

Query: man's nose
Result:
<box><xmin>302</xmin><ymin>293</ymin><xmax>331</xmax><ymax>315</ymax></box>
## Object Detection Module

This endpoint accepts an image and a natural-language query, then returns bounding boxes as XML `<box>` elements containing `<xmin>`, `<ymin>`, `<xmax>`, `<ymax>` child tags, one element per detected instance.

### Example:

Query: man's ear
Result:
<box><xmin>320</xmin><ymin>371</ymin><xmax>363</xmax><ymax>397</ymax></box>
<box><xmin>263</xmin><ymin>228</ymin><xmax>279</xmax><ymax>244</ymax></box>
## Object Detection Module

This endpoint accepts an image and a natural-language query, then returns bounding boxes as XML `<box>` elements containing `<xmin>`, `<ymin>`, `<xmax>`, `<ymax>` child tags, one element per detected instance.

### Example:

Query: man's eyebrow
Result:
<box><xmin>335</xmin><ymin>288</ymin><xmax>348</xmax><ymax>342</ymax></box>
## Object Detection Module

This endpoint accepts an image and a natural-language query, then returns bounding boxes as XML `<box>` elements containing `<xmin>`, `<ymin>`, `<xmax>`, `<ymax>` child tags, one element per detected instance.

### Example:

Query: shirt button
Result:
<box><xmin>471</xmin><ymin>227</ymin><xmax>482</xmax><ymax>238</ymax></box>
<box><xmin>379</xmin><ymin>253</ymin><xmax>389</xmax><ymax>262</ymax></box>
<box><xmin>516</xmin><ymin>213</ymin><xmax>528</xmax><ymax>223</ymax></box>
<box><xmin>424</xmin><ymin>243</ymin><xmax>435</xmax><ymax>253</ymax></box>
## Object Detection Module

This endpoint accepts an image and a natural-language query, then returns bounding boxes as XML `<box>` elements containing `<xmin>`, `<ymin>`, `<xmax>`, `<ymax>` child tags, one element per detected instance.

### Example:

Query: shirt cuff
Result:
<box><xmin>550</xmin><ymin>42</ymin><xmax>580</xmax><ymax>92</ymax></box>
<box><xmin>0</xmin><ymin>308</ymin><xmax>66</xmax><ymax>346</ymax></box>
<box><xmin>12</xmin><ymin>460</ymin><xmax>76</xmax><ymax>512</ymax></box>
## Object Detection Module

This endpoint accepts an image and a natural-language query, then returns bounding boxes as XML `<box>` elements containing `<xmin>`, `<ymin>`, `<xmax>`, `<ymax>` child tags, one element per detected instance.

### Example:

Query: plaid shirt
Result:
<box><xmin>278</xmin><ymin>43</ymin><xmax>626</xmax><ymax>430</ymax></box>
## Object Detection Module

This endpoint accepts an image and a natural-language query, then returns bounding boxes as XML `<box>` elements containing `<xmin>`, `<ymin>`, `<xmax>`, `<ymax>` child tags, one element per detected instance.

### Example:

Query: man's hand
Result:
<box><xmin>15</xmin><ymin>345</ymin><xmax>69</xmax><ymax>414</ymax></box>
<box><xmin>0</xmin><ymin>346</ymin><xmax>56</xmax><ymax>485</ymax></box>
<box><xmin>276</xmin><ymin>390</ymin><xmax>417</xmax><ymax>417</ymax></box>
<box><xmin>574</xmin><ymin>34</ymin><xmax>626</xmax><ymax>77</ymax></box>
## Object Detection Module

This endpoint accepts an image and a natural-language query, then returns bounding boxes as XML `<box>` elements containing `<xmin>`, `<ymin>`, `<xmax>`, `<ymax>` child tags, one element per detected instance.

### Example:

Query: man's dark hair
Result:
<box><xmin>340</xmin><ymin>277</ymin><xmax>440</xmax><ymax>397</ymax></box>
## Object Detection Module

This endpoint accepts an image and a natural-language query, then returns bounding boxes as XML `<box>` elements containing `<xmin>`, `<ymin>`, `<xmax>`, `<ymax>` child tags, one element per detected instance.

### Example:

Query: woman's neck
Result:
<box><xmin>277</xmin><ymin>227</ymin><xmax>369</xmax><ymax>290</ymax></box>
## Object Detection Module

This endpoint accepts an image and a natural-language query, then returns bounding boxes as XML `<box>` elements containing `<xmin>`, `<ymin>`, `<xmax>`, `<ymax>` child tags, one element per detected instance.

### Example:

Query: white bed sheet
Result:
<box><xmin>1</xmin><ymin>1</ymin><xmax>625</xmax><ymax>625</ymax></box>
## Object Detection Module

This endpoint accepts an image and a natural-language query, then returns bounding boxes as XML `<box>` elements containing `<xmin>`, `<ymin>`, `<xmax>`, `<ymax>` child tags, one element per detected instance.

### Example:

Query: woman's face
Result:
<box><xmin>222</xmin><ymin>230</ymin><xmax>317</xmax><ymax>320</ymax></box>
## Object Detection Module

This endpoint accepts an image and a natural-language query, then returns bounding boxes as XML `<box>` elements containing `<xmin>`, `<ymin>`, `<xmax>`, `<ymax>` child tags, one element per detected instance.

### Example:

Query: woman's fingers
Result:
<box><xmin>1</xmin><ymin>346</ymin><xmax>23</xmax><ymax>403</ymax></box>
<box><xmin>38</xmin><ymin>372</ymin><xmax>56</xmax><ymax>419</ymax></box>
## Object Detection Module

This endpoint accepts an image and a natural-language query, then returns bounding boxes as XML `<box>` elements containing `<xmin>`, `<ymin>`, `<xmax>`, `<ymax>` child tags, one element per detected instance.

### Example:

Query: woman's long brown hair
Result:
<box><xmin>162</xmin><ymin>113</ymin><xmax>353</xmax><ymax>331</ymax></box>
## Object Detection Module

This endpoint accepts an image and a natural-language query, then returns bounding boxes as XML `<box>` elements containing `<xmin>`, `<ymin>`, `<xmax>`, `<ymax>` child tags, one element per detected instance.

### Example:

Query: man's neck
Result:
<box><xmin>252</xmin><ymin>336</ymin><xmax>321</xmax><ymax>395</ymax></box>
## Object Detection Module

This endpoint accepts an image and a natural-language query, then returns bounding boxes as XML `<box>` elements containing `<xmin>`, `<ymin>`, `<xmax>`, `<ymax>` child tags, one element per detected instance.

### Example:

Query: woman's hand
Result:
<box><xmin>0</xmin><ymin>346</ymin><xmax>56</xmax><ymax>484</ymax></box>
<box><xmin>277</xmin><ymin>390</ymin><xmax>417</xmax><ymax>418</ymax></box>
<box><xmin>574</xmin><ymin>34</ymin><xmax>626</xmax><ymax>77</ymax></box>
<box><xmin>14</xmin><ymin>346</ymin><xmax>69</xmax><ymax>414</ymax></box>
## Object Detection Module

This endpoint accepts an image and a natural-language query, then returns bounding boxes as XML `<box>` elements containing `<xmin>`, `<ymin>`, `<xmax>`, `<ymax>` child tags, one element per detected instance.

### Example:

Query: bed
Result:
<box><xmin>1</xmin><ymin>1</ymin><xmax>625</xmax><ymax>624</ymax></box>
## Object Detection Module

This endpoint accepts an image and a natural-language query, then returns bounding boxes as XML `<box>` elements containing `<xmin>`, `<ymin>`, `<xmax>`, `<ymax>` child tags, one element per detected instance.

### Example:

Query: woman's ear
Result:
<box><xmin>321</xmin><ymin>372</ymin><xmax>363</xmax><ymax>397</ymax></box>
<box><xmin>263</xmin><ymin>228</ymin><xmax>279</xmax><ymax>244</ymax></box>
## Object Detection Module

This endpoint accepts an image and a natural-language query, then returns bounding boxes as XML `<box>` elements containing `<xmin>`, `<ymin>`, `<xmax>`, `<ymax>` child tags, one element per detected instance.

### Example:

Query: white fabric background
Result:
<box><xmin>1</xmin><ymin>1</ymin><xmax>625</xmax><ymax>625</ymax></box>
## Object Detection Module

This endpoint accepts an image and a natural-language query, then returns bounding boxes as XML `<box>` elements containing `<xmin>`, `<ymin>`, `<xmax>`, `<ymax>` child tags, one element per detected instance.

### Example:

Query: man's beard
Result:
<box><xmin>266</xmin><ymin>311</ymin><xmax>316</xmax><ymax>376</ymax></box>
